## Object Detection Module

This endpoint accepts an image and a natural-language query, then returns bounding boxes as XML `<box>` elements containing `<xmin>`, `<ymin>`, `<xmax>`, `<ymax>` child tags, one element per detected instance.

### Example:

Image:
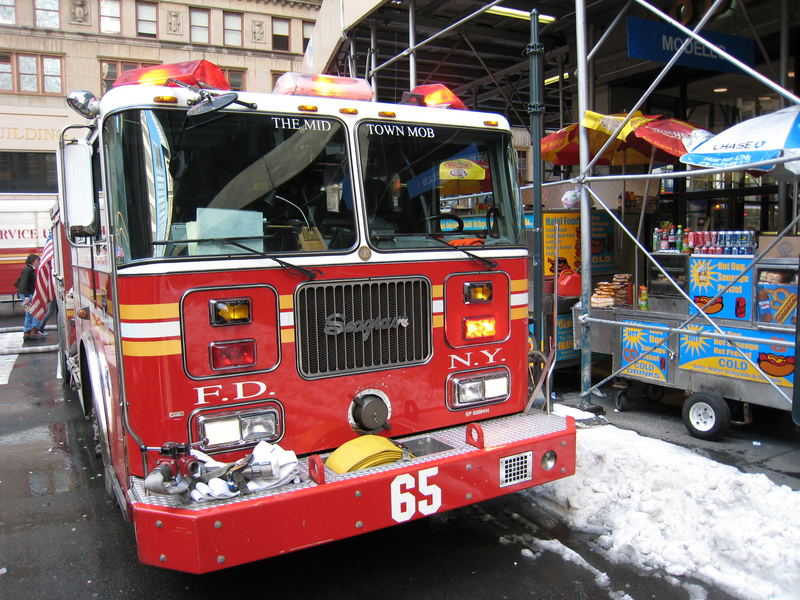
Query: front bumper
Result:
<box><xmin>130</xmin><ymin>412</ymin><xmax>576</xmax><ymax>573</ymax></box>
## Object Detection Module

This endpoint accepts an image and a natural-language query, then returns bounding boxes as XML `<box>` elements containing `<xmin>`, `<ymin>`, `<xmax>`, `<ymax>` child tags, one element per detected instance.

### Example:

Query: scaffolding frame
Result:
<box><xmin>336</xmin><ymin>0</ymin><xmax>798</xmax><ymax>413</ymax></box>
<box><xmin>563</xmin><ymin>0</ymin><xmax>798</xmax><ymax>409</ymax></box>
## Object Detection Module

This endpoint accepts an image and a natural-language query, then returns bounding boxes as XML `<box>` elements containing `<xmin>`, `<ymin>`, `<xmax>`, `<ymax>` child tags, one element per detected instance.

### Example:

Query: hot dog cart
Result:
<box><xmin>573</xmin><ymin>237</ymin><xmax>797</xmax><ymax>440</ymax></box>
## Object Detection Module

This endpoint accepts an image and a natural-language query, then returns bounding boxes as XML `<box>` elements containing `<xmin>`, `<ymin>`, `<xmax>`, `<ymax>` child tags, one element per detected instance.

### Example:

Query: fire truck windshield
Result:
<box><xmin>357</xmin><ymin>121</ymin><xmax>524</xmax><ymax>249</ymax></box>
<box><xmin>102</xmin><ymin>109</ymin><xmax>356</xmax><ymax>263</ymax></box>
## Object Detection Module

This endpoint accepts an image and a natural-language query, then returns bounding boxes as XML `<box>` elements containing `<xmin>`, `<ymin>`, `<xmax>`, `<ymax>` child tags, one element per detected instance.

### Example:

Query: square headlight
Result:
<box><xmin>201</xmin><ymin>417</ymin><xmax>242</xmax><ymax>447</ymax></box>
<box><xmin>241</xmin><ymin>412</ymin><xmax>278</xmax><ymax>441</ymax></box>
<box><xmin>451</xmin><ymin>368</ymin><xmax>510</xmax><ymax>409</ymax></box>
<box><xmin>198</xmin><ymin>409</ymin><xmax>280</xmax><ymax>449</ymax></box>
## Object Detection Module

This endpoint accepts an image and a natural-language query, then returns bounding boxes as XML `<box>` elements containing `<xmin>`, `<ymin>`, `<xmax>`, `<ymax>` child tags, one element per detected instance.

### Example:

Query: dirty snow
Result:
<box><xmin>522</xmin><ymin>405</ymin><xmax>800</xmax><ymax>600</ymax></box>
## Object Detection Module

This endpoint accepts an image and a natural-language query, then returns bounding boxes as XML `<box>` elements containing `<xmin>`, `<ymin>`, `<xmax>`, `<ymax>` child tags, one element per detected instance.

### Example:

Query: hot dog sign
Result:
<box><xmin>678</xmin><ymin>324</ymin><xmax>794</xmax><ymax>388</ymax></box>
<box><xmin>689</xmin><ymin>257</ymin><xmax>752</xmax><ymax>321</ymax></box>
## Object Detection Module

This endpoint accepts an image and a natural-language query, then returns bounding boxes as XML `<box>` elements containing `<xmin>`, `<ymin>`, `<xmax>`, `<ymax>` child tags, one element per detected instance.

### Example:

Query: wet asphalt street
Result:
<box><xmin>0</xmin><ymin>316</ymin><xmax>786</xmax><ymax>599</ymax></box>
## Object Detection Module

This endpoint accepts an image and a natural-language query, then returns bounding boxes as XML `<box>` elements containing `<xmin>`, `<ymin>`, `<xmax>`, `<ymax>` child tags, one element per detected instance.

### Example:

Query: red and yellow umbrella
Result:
<box><xmin>541</xmin><ymin>111</ymin><xmax>654</xmax><ymax>166</ymax></box>
<box><xmin>541</xmin><ymin>111</ymin><xmax>710</xmax><ymax>167</ymax></box>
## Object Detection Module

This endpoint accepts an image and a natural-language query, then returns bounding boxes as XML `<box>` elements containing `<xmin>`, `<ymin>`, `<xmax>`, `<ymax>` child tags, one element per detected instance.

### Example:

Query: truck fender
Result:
<box><xmin>78</xmin><ymin>333</ymin><xmax>113</xmax><ymax>464</ymax></box>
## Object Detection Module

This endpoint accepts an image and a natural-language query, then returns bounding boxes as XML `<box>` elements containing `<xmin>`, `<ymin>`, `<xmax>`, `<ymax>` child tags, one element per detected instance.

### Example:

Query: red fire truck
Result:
<box><xmin>53</xmin><ymin>60</ymin><xmax>575</xmax><ymax>573</ymax></box>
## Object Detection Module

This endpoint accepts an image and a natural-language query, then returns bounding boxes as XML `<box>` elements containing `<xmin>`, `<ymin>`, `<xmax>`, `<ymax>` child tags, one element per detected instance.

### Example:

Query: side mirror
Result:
<box><xmin>59</xmin><ymin>135</ymin><xmax>98</xmax><ymax>240</ymax></box>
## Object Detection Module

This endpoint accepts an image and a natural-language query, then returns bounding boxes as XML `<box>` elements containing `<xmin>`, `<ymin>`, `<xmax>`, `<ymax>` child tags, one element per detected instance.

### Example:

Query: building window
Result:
<box><xmin>136</xmin><ymin>1</ymin><xmax>157</xmax><ymax>38</ymax></box>
<box><xmin>223</xmin><ymin>12</ymin><xmax>242</xmax><ymax>46</ymax></box>
<box><xmin>190</xmin><ymin>8</ymin><xmax>209</xmax><ymax>44</ymax></box>
<box><xmin>303</xmin><ymin>21</ymin><xmax>314</xmax><ymax>52</ymax></box>
<box><xmin>272</xmin><ymin>18</ymin><xmax>290</xmax><ymax>52</ymax></box>
<box><xmin>0</xmin><ymin>0</ymin><xmax>16</xmax><ymax>26</ymax></box>
<box><xmin>271</xmin><ymin>71</ymin><xmax>285</xmax><ymax>90</ymax></box>
<box><xmin>516</xmin><ymin>149</ymin><xmax>529</xmax><ymax>183</ymax></box>
<box><xmin>222</xmin><ymin>68</ymin><xmax>244</xmax><ymax>91</ymax></box>
<box><xmin>100</xmin><ymin>0</ymin><xmax>120</xmax><ymax>34</ymax></box>
<box><xmin>0</xmin><ymin>53</ymin><xmax>62</xmax><ymax>95</ymax></box>
<box><xmin>0</xmin><ymin>152</ymin><xmax>58</xmax><ymax>193</ymax></box>
<box><xmin>101</xmin><ymin>60</ymin><xmax>157</xmax><ymax>93</ymax></box>
<box><xmin>35</xmin><ymin>0</ymin><xmax>59</xmax><ymax>29</ymax></box>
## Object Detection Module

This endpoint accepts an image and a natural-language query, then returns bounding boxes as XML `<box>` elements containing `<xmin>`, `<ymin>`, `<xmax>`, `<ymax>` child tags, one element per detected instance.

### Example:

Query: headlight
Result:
<box><xmin>449</xmin><ymin>368</ymin><xmax>510</xmax><ymax>409</ymax></box>
<box><xmin>197</xmin><ymin>408</ymin><xmax>280</xmax><ymax>450</ymax></box>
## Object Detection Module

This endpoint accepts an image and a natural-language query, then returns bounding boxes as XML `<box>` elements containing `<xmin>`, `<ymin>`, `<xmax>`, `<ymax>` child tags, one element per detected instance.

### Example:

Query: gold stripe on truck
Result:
<box><xmin>119</xmin><ymin>303</ymin><xmax>180</xmax><ymax>320</ymax></box>
<box><xmin>122</xmin><ymin>339</ymin><xmax>183</xmax><ymax>357</ymax></box>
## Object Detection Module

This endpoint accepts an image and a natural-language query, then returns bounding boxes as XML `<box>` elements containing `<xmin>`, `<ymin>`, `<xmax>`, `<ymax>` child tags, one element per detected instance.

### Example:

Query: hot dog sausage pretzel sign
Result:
<box><xmin>678</xmin><ymin>324</ymin><xmax>794</xmax><ymax>387</ymax></box>
<box><xmin>689</xmin><ymin>256</ymin><xmax>752</xmax><ymax>321</ymax></box>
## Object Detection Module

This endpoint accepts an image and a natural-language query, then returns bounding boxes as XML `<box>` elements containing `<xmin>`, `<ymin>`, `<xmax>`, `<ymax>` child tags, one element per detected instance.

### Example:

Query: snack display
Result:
<box><xmin>590</xmin><ymin>274</ymin><xmax>632</xmax><ymax>308</ymax></box>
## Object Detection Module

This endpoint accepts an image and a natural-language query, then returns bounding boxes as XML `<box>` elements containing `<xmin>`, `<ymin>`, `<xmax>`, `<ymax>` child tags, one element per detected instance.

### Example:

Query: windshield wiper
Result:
<box><xmin>370</xmin><ymin>233</ymin><xmax>497</xmax><ymax>270</ymax></box>
<box><xmin>152</xmin><ymin>237</ymin><xmax>323</xmax><ymax>280</ymax></box>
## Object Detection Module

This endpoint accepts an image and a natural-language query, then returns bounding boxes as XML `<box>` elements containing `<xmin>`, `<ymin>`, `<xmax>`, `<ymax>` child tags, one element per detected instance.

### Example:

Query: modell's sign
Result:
<box><xmin>324</xmin><ymin>312</ymin><xmax>410</xmax><ymax>340</ymax></box>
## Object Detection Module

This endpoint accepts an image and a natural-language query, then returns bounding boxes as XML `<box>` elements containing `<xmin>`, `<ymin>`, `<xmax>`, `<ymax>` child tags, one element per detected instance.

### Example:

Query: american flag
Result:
<box><xmin>29</xmin><ymin>232</ymin><xmax>55</xmax><ymax>322</ymax></box>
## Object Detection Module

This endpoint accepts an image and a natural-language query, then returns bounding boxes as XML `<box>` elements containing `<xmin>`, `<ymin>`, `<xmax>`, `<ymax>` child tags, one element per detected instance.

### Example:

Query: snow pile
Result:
<box><xmin>524</xmin><ymin>421</ymin><xmax>800</xmax><ymax>600</ymax></box>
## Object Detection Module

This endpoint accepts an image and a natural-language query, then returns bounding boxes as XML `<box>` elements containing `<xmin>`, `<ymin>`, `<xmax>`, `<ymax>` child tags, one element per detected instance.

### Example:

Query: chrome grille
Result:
<box><xmin>499</xmin><ymin>451</ymin><xmax>533</xmax><ymax>487</ymax></box>
<box><xmin>296</xmin><ymin>277</ymin><xmax>432</xmax><ymax>377</ymax></box>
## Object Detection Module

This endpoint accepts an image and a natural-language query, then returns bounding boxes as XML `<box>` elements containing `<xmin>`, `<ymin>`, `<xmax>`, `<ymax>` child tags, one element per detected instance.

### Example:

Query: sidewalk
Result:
<box><xmin>552</xmin><ymin>371</ymin><xmax>800</xmax><ymax>491</ymax></box>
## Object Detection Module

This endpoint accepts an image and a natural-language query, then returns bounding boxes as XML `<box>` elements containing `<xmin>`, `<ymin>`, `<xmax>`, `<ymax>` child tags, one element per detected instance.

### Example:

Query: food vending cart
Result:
<box><xmin>574</xmin><ymin>234</ymin><xmax>797</xmax><ymax>440</ymax></box>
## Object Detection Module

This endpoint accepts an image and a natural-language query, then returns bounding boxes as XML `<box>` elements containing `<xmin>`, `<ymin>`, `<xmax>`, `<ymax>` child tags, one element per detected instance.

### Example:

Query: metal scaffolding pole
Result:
<box><xmin>528</xmin><ymin>10</ymin><xmax>545</xmax><ymax>352</ymax></box>
<box><xmin>369</xmin><ymin>21</ymin><xmax>377</xmax><ymax>97</ymax></box>
<box><xmin>408</xmin><ymin>0</ymin><xmax>416</xmax><ymax>89</ymax></box>
<box><xmin>575</xmin><ymin>0</ymin><xmax>593</xmax><ymax>406</ymax></box>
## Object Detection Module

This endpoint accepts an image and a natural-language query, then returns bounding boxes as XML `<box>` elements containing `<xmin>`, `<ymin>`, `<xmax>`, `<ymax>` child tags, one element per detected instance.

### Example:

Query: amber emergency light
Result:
<box><xmin>464</xmin><ymin>316</ymin><xmax>497</xmax><ymax>339</ymax></box>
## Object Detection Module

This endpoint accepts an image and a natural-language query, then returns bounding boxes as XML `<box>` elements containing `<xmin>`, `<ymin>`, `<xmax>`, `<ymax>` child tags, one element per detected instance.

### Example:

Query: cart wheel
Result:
<box><xmin>645</xmin><ymin>384</ymin><xmax>665</xmax><ymax>402</ymax></box>
<box><xmin>682</xmin><ymin>391</ymin><xmax>731</xmax><ymax>441</ymax></box>
<box><xmin>614</xmin><ymin>390</ymin><xmax>627</xmax><ymax>412</ymax></box>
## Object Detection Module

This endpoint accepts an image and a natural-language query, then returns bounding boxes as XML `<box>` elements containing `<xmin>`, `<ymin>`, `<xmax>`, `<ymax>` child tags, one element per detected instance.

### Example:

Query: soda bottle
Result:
<box><xmin>639</xmin><ymin>286</ymin><xmax>649</xmax><ymax>311</ymax></box>
<box><xmin>652</xmin><ymin>227</ymin><xmax>660</xmax><ymax>252</ymax></box>
<box><xmin>676</xmin><ymin>225</ymin><xmax>683</xmax><ymax>252</ymax></box>
<box><xmin>668</xmin><ymin>225</ymin><xmax>676</xmax><ymax>251</ymax></box>
<box><xmin>660</xmin><ymin>227</ymin><xmax>669</xmax><ymax>251</ymax></box>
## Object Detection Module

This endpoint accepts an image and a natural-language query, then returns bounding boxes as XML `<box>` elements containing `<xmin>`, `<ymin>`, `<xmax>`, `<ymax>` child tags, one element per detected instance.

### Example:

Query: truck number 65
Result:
<box><xmin>390</xmin><ymin>467</ymin><xmax>442</xmax><ymax>523</ymax></box>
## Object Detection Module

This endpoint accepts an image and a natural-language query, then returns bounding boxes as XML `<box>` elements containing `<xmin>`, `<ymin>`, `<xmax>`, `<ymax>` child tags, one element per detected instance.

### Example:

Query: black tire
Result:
<box><xmin>645</xmin><ymin>384</ymin><xmax>665</xmax><ymax>402</ymax></box>
<box><xmin>614</xmin><ymin>390</ymin><xmax>627</xmax><ymax>412</ymax></box>
<box><xmin>682</xmin><ymin>391</ymin><xmax>731</xmax><ymax>440</ymax></box>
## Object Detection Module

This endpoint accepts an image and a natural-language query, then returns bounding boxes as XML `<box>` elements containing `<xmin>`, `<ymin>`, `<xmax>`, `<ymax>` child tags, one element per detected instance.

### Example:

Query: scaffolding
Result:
<box><xmin>318</xmin><ymin>0</ymin><xmax>800</xmax><ymax>422</ymax></box>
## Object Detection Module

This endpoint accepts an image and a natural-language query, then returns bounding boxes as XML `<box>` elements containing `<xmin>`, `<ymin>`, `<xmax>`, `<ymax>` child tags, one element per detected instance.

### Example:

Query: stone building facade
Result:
<box><xmin>0</xmin><ymin>0</ymin><xmax>321</xmax><ymax>230</ymax></box>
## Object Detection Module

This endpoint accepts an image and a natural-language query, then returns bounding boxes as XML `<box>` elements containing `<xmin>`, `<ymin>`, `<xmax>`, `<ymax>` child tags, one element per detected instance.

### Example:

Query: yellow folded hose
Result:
<box><xmin>325</xmin><ymin>435</ymin><xmax>413</xmax><ymax>474</ymax></box>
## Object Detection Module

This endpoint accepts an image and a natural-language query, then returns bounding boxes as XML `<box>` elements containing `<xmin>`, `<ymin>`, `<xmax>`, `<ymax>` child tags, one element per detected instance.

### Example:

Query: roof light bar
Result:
<box><xmin>273</xmin><ymin>72</ymin><xmax>374</xmax><ymax>101</ymax></box>
<box><xmin>402</xmin><ymin>84</ymin><xmax>467</xmax><ymax>110</ymax></box>
<box><xmin>112</xmin><ymin>60</ymin><xmax>230</xmax><ymax>90</ymax></box>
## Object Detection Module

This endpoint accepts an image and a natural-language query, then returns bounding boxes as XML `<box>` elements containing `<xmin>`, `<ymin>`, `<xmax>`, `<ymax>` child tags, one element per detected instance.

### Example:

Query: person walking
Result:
<box><xmin>16</xmin><ymin>253</ymin><xmax>45</xmax><ymax>340</ymax></box>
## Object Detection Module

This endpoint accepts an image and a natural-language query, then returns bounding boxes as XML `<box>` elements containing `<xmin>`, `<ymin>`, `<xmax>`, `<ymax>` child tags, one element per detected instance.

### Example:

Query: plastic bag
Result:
<box><xmin>561</xmin><ymin>188</ymin><xmax>580</xmax><ymax>209</ymax></box>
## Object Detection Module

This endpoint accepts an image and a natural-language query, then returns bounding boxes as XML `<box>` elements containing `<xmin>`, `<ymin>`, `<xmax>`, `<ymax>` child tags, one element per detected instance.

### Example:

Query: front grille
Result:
<box><xmin>499</xmin><ymin>451</ymin><xmax>533</xmax><ymax>487</ymax></box>
<box><xmin>296</xmin><ymin>277</ymin><xmax>432</xmax><ymax>378</ymax></box>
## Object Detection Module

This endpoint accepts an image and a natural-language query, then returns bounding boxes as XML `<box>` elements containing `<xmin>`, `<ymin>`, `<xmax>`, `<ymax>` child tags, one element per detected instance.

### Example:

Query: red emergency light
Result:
<box><xmin>402</xmin><ymin>83</ymin><xmax>468</xmax><ymax>110</ymax></box>
<box><xmin>112</xmin><ymin>60</ymin><xmax>230</xmax><ymax>90</ymax></box>
<box><xmin>272</xmin><ymin>72</ymin><xmax>374</xmax><ymax>101</ymax></box>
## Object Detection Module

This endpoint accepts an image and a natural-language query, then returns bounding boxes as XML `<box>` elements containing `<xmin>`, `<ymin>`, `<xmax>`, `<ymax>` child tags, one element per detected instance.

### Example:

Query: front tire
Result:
<box><xmin>682</xmin><ymin>391</ymin><xmax>731</xmax><ymax>440</ymax></box>
<box><xmin>614</xmin><ymin>390</ymin><xmax>627</xmax><ymax>412</ymax></box>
